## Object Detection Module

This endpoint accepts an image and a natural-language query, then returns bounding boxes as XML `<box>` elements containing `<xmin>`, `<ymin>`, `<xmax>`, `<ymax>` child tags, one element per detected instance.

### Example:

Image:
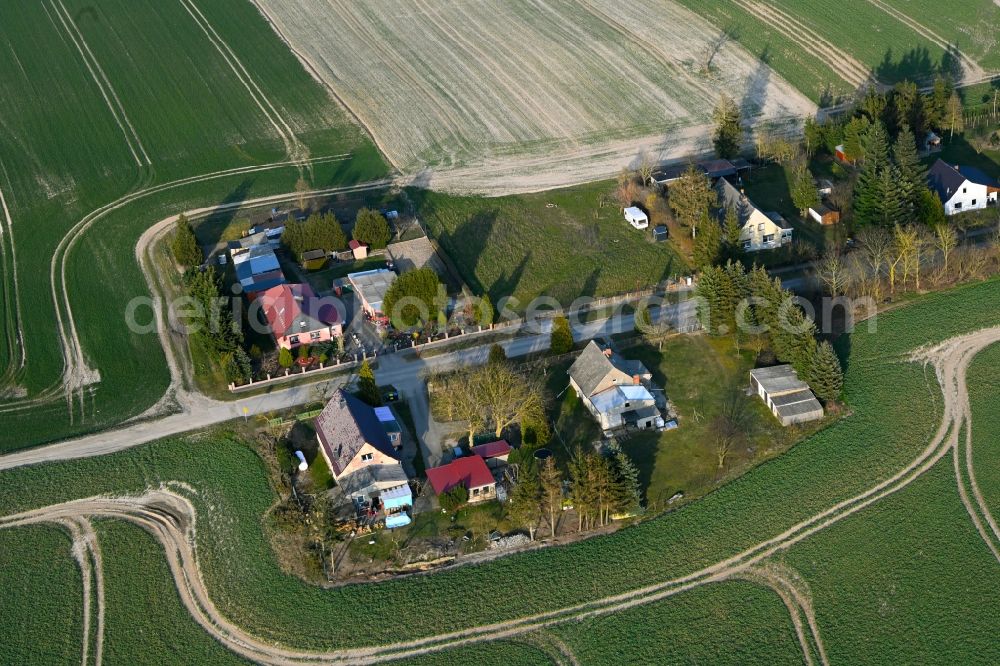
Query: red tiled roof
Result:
<box><xmin>259</xmin><ymin>283</ymin><xmax>340</xmax><ymax>339</ymax></box>
<box><xmin>348</xmin><ymin>239</ymin><xmax>364</xmax><ymax>249</ymax></box>
<box><xmin>472</xmin><ymin>440</ymin><xmax>512</xmax><ymax>459</ymax></box>
<box><xmin>426</xmin><ymin>456</ymin><xmax>494</xmax><ymax>495</ymax></box>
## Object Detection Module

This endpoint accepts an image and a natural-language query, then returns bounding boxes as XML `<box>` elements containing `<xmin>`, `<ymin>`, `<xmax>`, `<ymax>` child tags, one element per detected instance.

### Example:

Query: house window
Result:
<box><xmin>473</xmin><ymin>487</ymin><xmax>480</xmax><ymax>496</ymax></box>
<box><xmin>625</xmin><ymin>402</ymin><xmax>631</xmax><ymax>408</ymax></box>
<box><xmin>763</xmin><ymin>234</ymin><xmax>775</xmax><ymax>244</ymax></box>
<box><xmin>743</xmin><ymin>240</ymin><xmax>752</xmax><ymax>250</ymax></box>
<box><xmin>963</xmin><ymin>187</ymin><xmax>967</xmax><ymax>193</ymax></box>
<box><xmin>954</xmin><ymin>202</ymin><xmax>963</xmax><ymax>210</ymax></box>
<box><xmin>971</xmin><ymin>199</ymin><xmax>977</xmax><ymax>206</ymax></box>
<box><xmin>757</xmin><ymin>223</ymin><xmax>765</xmax><ymax>231</ymax></box>
<box><xmin>289</xmin><ymin>335</ymin><xmax>299</xmax><ymax>345</ymax></box>
<box><xmin>310</xmin><ymin>331</ymin><xmax>321</xmax><ymax>341</ymax></box>
<box><xmin>361</xmin><ymin>453</ymin><xmax>373</xmax><ymax>462</ymax></box>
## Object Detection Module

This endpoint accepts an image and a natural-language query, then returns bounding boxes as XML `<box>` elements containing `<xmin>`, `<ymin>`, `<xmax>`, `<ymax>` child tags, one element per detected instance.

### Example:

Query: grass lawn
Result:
<box><xmin>616</xmin><ymin>334</ymin><xmax>831</xmax><ymax>511</ymax></box>
<box><xmin>304</xmin><ymin>256</ymin><xmax>388</xmax><ymax>295</ymax></box>
<box><xmin>412</xmin><ymin>181</ymin><xmax>687</xmax><ymax>309</ymax></box>
<box><xmin>927</xmin><ymin>135</ymin><xmax>1000</xmax><ymax>177</ymax></box>
<box><xmin>544</xmin><ymin>359</ymin><xmax>601</xmax><ymax>461</ymax></box>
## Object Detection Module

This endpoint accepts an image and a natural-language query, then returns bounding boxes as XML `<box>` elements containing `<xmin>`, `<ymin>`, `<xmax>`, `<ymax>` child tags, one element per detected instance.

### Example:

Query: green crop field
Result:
<box><xmin>413</xmin><ymin>182</ymin><xmax>687</xmax><ymax>308</ymax></box>
<box><xmin>0</xmin><ymin>278</ymin><xmax>998</xmax><ymax>663</ymax></box>
<box><xmin>0</xmin><ymin>0</ymin><xmax>388</xmax><ymax>450</ymax></box>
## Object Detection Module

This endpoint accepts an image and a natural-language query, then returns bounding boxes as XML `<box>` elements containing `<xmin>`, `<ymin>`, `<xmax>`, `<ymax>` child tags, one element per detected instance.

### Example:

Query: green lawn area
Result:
<box><xmin>412</xmin><ymin>181</ymin><xmax>687</xmax><ymax>309</ymax></box>
<box><xmin>617</xmin><ymin>335</ymin><xmax>832</xmax><ymax>511</ymax></box>
<box><xmin>927</xmin><ymin>135</ymin><xmax>1000</xmax><ymax>177</ymax></box>
<box><xmin>304</xmin><ymin>256</ymin><xmax>387</xmax><ymax>295</ymax></box>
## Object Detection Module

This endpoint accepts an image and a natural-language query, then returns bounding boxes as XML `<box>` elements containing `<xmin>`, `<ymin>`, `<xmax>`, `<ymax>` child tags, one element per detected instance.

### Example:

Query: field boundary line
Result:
<box><xmin>44</xmin><ymin>0</ymin><xmax>149</xmax><ymax>168</ymax></box>
<box><xmin>0</xmin><ymin>165</ymin><xmax>25</xmax><ymax>376</ymax></box>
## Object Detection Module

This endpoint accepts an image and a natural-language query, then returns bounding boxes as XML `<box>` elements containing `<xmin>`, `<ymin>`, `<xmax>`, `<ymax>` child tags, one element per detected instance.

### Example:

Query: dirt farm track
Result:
<box><xmin>251</xmin><ymin>0</ymin><xmax>815</xmax><ymax>194</ymax></box>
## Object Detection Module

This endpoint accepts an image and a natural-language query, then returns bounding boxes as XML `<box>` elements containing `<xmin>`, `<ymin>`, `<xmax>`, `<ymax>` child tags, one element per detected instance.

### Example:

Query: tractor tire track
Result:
<box><xmin>0</xmin><ymin>153</ymin><xmax>354</xmax><ymax>414</ymax></box>
<box><xmin>737</xmin><ymin>564</ymin><xmax>827</xmax><ymax>666</ymax></box>
<box><xmin>3</xmin><ymin>328</ymin><xmax>998</xmax><ymax>664</ymax></box>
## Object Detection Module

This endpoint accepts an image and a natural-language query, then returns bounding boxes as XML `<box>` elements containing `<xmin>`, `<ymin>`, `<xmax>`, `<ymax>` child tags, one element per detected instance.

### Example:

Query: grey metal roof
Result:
<box><xmin>927</xmin><ymin>159</ymin><xmax>968</xmax><ymax>202</ymax></box>
<box><xmin>338</xmin><ymin>464</ymin><xmax>409</xmax><ymax>498</ymax></box>
<box><xmin>770</xmin><ymin>389</ymin><xmax>824</xmax><ymax>419</ymax></box>
<box><xmin>751</xmin><ymin>365</ymin><xmax>808</xmax><ymax>396</ymax></box>
<box><xmin>348</xmin><ymin>268</ymin><xmax>396</xmax><ymax>312</ymax></box>
<box><xmin>568</xmin><ymin>341</ymin><xmax>617</xmax><ymax>397</ymax></box>
<box><xmin>315</xmin><ymin>389</ymin><xmax>398</xmax><ymax>476</ymax></box>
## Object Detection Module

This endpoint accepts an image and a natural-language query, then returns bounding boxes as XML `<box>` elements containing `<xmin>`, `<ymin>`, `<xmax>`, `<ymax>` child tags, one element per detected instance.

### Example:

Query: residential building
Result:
<box><xmin>314</xmin><ymin>389</ymin><xmax>411</xmax><ymax>526</ymax></box>
<box><xmin>258</xmin><ymin>283</ymin><xmax>342</xmax><ymax>349</ymax></box>
<box><xmin>568</xmin><ymin>341</ymin><xmax>661</xmax><ymax>432</ymax></box>
<box><xmin>927</xmin><ymin>159</ymin><xmax>999</xmax><ymax>216</ymax></box>
<box><xmin>715</xmin><ymin>177</ymin><xmax>793</xmax><ymax>252</ymax></box>
<box><xmin>749</xmin><ymin>365</ymin><xmax>824</xmax><ymax>427</ymax></box>
<box><xmin>426</xmin><ymin>455</ymin><xmax>497</xmax><ymax>503</ymax></box>
<box><xmin>348</xmin><ymin>268</ymin><xmax>396</xmax><ymax>319</ymax></box>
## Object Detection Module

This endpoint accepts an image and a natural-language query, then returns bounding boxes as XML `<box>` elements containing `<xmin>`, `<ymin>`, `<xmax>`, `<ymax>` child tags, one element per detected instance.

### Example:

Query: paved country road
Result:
<box><xmin>0</xmin><ymin>300</ymin><xmax>698</xmax><ymax>472</ymax></box>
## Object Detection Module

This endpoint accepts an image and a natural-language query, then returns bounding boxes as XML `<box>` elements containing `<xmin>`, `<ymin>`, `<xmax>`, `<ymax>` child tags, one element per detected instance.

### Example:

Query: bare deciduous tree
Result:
<box><xmin>711</xmin><ymin>389</ymin><xmax>754</xmax><ymax>470</ymax></box>
<box><xmin>934</xmin><ymin>224</ymin><xmax>958</xmax><ymax>276</ymax></box>
<box><xmin>817</xmin><ymin>250</ymin><xmax>850</xmax><ymax>297</ymax></box>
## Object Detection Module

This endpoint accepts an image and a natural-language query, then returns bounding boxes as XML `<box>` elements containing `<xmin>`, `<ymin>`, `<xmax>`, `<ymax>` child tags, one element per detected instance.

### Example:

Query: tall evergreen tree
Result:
<box><xmin>539</xmin><ymin>457</ymin><xmax>563</xmax><ymax>537</ymax></box>
<box><xmin>507</xmin><ymin>464</ymin><xmax>542</xmax><ymax>540</ymax></box>
<box><xmin>893</xmin><ymin>124</ymin><xmax>925</xmax><ymax>219</ymax></box>
<box><xmin>723</xmin><ymin>206</ymin><xmax>743</xmax><ymax>248</ymax></box>
<box><xmin>549</xmin><ymin>316</ymin><xmax>574</xmax><ymax>355</ymax></box>
<box><xmin>357</xmin><ymin>359</ymin><xmax>381</xmax><ymax>406</ymax></box>
<box><xmin>171</xmin><ymin>214</ymin><xmax>202</xmax><ymax>267</ymax></box>
<box><xmin>790</xmin><ymin>163</ymin><xmax>820</xmax><ymax>216</ymax></box>
<box><xmin>712</xmin><ymin>93</ymin><xmax>742</xmax><ymax>159</ymax></box>
<box><xmin>810</xmin><ymin>341</ymin><xmax>844</xmax><ymax>402</ymax></box>
<box><xmin>693</xmin><ymin>211</ymin><xmax>722</xmax><ymax>268</ymax></box>
<box><xmin>609</xmin><ymin>440</ymin><xmax>641</xmax><ymax>514</ymax></box>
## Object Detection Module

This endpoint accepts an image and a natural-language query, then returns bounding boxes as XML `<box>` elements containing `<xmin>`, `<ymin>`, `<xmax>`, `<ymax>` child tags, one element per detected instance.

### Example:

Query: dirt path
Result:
<box><xmin>738</xmin><ymin>563</ymin><xmax>827</xmax><ymax>666</ymax></box>
<box><xmin>737</xmin><ymin>1</ymin><xmax>870</xmax><ymax>88</ymax></box>
<box><xmin>3</xmin><ymin>327</ymin><xmax>998</xmax><ymax>663</ymax></box>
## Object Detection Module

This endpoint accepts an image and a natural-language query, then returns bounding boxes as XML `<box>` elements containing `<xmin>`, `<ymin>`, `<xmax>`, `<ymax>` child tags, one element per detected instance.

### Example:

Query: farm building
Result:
<box><xmin>258</xmin><ymin>283</ymin><xmax>342</xmax><ymax>349</ymax></box>
<box><xmin>348</xmin><ymin>239</ymin><xmax>369</xmax><ymax>260</ymax></box>
<box><xmin>568</xmin><ymin>341</ymin><xmax>662</xmax><ymax>432</ymax></box>
<box><xmin>315</xmin><ymin>389</ymin><xmax>411</xmax><ymax>526</ymax></box>
<box><xmin>426</xmin><ymin>455</ymin><xmax>496</xmax><ymax>504</ymax></box>
<box><xmin>234</xmin><ymin>245</ymin><xmax>286</xmax><ymax>298</ymax></box>
<box><xmin>624</xmin><ymin>206</ymin><xmax>649</xmax><ymax>229</ymax></box>
<box><xmin>472</xmin><ymin>440</ymin><xmax>512</xmax><ymax>469</ymax></box>
<box><xmin>808</xmin><ymin>203</ymin><xmax>841</xmax><ymax>225</ymax></box>
<box><xmin>716</xmin><ymin>178</ymin><xmax>793</xmax><ymax>252</ymax></box>
<box><xmin>374</xmin><ymin>405</ymin><xmax>403</xmax><ymax>451</ymax></box>
<box><xmin>348</xmin><ymin>268</ymin><xmax>397</xmax><ymax>319</ymax></box>
<box><xmin>749</xmin><ymin>365</ymin><xmax>824</xmax><ymax>427</ymax></box>
<box><xmin>300</xmin><ymin>249</ymin><xmax>328</xmax><ymax>271</ymax></box>
<box><xmin>927</xmin><ymin>159</ymin><xmax>999</xmax><ymax>216</ymax></box>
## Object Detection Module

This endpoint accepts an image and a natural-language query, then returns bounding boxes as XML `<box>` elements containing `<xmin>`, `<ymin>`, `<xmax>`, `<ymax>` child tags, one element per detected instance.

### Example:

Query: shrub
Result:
<box><xmin>439</xmin><ymin>484</ymin><xmax>468</xmax><ymax>512</ymax></box>
<box><xmin>550</xmin><ymin>316</ymin><xmax>574</xmax><ymax>355</ymax></box>
<box><xmin>353</xmin><ymin>208</ymin><xmax>391</xmax><ymax>249</ymax></box>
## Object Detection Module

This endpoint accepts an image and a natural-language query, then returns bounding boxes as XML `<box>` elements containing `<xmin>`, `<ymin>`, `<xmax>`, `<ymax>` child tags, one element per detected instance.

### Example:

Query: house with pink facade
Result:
<box><xmin>258</xmin><ymin>283</ymin><xmax>342</xmax><ymax>349</ymax></box>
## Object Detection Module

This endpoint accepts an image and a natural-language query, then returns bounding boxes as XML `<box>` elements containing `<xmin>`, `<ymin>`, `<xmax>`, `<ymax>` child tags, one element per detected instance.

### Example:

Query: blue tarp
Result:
<box><xmin>385</xmin><ymin>514</ymin><xmax>411</xmax><ymax>529</ymax></box>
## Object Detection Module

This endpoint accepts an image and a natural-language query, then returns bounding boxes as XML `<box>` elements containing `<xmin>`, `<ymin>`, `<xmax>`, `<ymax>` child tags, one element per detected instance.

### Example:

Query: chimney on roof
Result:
<box><xmin>633</xmin><ymin>375</ymin><xmax>641</xmax><ymax>385</ymax></box>
<box><xmin>603</xmin><ymin>348</ymin><xmax>613</xmax><ymax>358</ymax></box>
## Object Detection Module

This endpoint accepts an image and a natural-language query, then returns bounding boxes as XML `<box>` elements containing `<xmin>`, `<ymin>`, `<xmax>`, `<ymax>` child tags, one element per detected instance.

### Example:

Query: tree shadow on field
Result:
<box><xmin>740</xmin><ymin>45</ymin><xmax>771</xmax><ymax>120</ymax></box>
<box><xmin>873</xmin><ymin>44</ymin><xmax>965</xmax><ymax>86</ymax></box>
<box><xmin>196</xmin><ymin>179</ymin><xmax>252</xmax><ymax>245</ymax></box>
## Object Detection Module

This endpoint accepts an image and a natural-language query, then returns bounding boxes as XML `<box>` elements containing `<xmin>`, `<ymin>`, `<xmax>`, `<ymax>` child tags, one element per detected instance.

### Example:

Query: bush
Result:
<box><xmin>353</xmin><ymin>208</ymin><xmax>391</xmax><ymax>249</ymax></box>
<box><xmin>438</xmin><ymin>484</ymin><xmax>468</xmax><ymax>512</ymax></box>
<box><xmin>278</xmin><ymin>347</ymin><xmax>293</xmax><ymax>369</ymax></box>
<box><xmin>382</xmin><ymin>267</ymin><xmax>443</xmax><ymax>328</ymax></box>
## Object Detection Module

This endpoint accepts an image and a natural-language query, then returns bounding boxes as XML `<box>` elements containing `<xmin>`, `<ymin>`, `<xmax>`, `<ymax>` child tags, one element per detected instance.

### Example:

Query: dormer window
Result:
<box><xmin>963</xmin><ymin>187</ymin><xmax>967</xmax><ymax>193</ymax></box>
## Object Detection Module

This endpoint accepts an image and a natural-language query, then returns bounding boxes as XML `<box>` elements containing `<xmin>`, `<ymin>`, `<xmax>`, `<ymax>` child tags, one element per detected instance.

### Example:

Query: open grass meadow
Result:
<box><xmin>970</xmin><ymin>343</ymin><xmax>1000</xmax><ymax>520</ymax></box>
<box><xmin>413</xmin><ymin>181</ymin><xmax>687</xmax><ymax>309</ymax></box>
<box><xmin>0</xmin><ymin>525</ymin><xmax>82</xmax><ymax>665</ymax></box>
<box><xmin>0</xmin><ymin>0</ymin><xmax>388</xmax><ymax>450</ymax></box>
<box><xmin>0</xmin><ymin>278</ymin><xmax>998</xmax><ymax>661</ymax></box>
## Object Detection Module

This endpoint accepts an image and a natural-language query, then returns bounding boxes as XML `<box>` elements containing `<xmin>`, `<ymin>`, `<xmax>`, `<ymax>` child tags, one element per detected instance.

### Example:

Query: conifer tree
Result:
<box><xmin>507</xmin><ymin>464</ymin><xmax>542</xmax><ymax>540</ymax></box>
<box><xmin>810</xmin><ymin>341</ymin><xmax>844</xmax><ymax>402</ymax></box>
<box><xmin>790</xmin><ymin>164</ymin><xmax>820</xmax><ymax>216</ymax></box>
<box><xmin>893</xmin><ymin>124</ymin><xmax>925</xmax><ymax>218</ymax></box>
<box><xmin>723</xmin><ymin>205</ymin><xmax>743</xmax><ymax>248</ymax></box>
<box><xmin>357</xmin><ymin>359</ymin><xmax>381</xmax><ymax>406</ymax></box>
<box><xmin>171</xmin><ymin>214</ymin><xmax>202</xmax><ymax>267</ymax></box>
<box><xmin>712</xmin><ymin>93</ymin><xmax>743</xmax><ymax>159</ymax></box>
<box><xmin>549</xmin><ymin>316</ymin><xmax>574</xmax><ymax>355</ymax></box>
<box><xmin>539</xmin><ymin>457</ymin><xmax>563</xmax><ymax>537</ymax></box>
<box><xmin>609</xmin><ymin>440</ymin><xmax>641</xmax><ymax>514</ymax></box>
<box><xmin>693</xmin><ymin>210</ymin><xmax>722</xmax><ymax>268</ymax></box>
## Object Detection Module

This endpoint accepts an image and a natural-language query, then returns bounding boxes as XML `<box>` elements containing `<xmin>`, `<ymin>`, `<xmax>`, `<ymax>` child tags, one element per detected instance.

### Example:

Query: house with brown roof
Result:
<box><xmin>314</xmin><ymin>389</ymin><xmax>412</xmax><ymax>526</ymax></box>
<box><xmin>258</xmin><ymin>283</ymin><xmax>342</xmax><ymax>350</ymax></box>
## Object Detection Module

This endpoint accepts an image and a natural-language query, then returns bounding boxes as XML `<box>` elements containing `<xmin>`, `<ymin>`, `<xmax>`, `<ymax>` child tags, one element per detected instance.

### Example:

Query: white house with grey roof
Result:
<box><xmin>749</xmin><ymin>365</ymin><xmax>823</xmax><ymax>427</ymax></box>
<box><xmin>568</xmin><ymin>341</ymin><xmax>662</xmax><ymax>432</ymax></box>
<box><xmin>927</xmin><ymin>159</ymin><xmax>999</xmax><ymax>216</ymax></box>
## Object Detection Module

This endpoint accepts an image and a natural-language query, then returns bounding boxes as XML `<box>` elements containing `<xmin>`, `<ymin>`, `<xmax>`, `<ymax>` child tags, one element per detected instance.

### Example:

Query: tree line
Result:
<box><xmin>281</xmin><ymin>207</ymin><xmax>392</xmax><ymax>262</ymax></box>
<box><xmin>696</xmin><ymin>261</ymin><xmax>843</xmax><ymax>403</ymax></box>
<box><xmin>182</xmin><ymin>266</ymin><xmax>251</xmax><ymax>383</ymax></box>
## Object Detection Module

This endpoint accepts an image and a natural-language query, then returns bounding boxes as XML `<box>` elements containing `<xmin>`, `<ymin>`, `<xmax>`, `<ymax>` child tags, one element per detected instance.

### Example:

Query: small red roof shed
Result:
<box><xmin>472</xmin><ymin>440</ymin><xmax>512</xmax><ymax>460</ymax></box>
<box><xmin>426</xmin><ymin>456</ymin><xmax>494</xmax><ymax>495</ymax></box>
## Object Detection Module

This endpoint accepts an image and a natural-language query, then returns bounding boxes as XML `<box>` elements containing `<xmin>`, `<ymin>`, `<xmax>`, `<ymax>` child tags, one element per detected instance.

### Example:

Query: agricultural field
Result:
<box><xmin>413</xmin><ymin>181</ymin><xmax>687</xmax><ymax>307</ymax></box>
<box><xmin>676</xmin><ymin>0</ymin><xmax>1000</xmax><ymax>102</ymax></box>
<box><xmin>0</xmin><ymin>0</ymin><xmax>388</xmax><ymax>451</ymax></box>
<box><xmin>253</xmin><ymin>0</ymin><xmax>815</xmax><ymax>191</ymax></box>
<box><xmin>0</xmin><ymin>278</ymin><xmax>998</xmax><ymax>663</ymax></box>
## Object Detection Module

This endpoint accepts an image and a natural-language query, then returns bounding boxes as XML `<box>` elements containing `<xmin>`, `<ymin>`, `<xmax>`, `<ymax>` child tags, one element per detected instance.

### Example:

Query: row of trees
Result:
<box><xmin>506</xmin><ymin>442</ymin><xmax>641</xmax><ymax>539</ymax></box>
<box><xmin>281</xmin><ymin>212</ymin><xmax>347</xmax><ymax>262</ymax></box>
<box><xmin>696</xmin><ymin>261</ymin><xmax>844</xmax><ymax>402</ymax></box>
<box><xmin>182</xmin><ymin>266</ymin><xmax>251</xmax><ymax>383</ymax></box>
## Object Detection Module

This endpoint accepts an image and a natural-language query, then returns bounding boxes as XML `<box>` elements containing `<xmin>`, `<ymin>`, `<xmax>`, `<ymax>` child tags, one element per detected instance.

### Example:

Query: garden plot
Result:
<box><xmin>252</xmin><ymin>0</ymin><xmax>814</xmax><ymax>192</ymax></box>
